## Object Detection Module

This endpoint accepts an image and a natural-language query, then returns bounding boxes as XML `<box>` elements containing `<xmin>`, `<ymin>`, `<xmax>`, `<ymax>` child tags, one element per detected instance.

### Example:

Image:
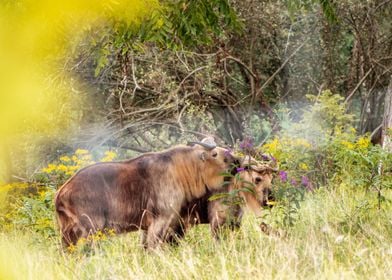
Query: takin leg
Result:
<box><xmin>56</xmin><ymin>208</ymin><xmax>85</xmax><ymax>247</ymax></box>
<box><xmin>209</xmin><ymin>200</ymin><xmax>242</xmax><ymax>239</ymax></box>
<box><xmin>145</xmin><ymin>214</ymin><xmax>177</xmax><ymax>249</ymax></box>
<box><xmin>208</xmin><ymin>198</ymin><xmax>231</xmax><ymax>239</ymax></box>
<box><xmin>58</xmin><ymin>209</ymin><xmax>107</xmax><ymax>248</ymax></box>
<box><xmin>166</xmin><ymin>222</ymin><xmax>187</xmax><ymax>245</ymax></box>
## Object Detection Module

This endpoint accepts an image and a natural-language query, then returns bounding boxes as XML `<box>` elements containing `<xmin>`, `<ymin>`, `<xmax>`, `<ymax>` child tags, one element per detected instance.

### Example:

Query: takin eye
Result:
<box><xmin>212</xmin><ymin>151</ymin><xmax>218</xmax><ymax>157</ymax></box>
<box><xmin>255</xmin><ymin>177</ymin><xmax>263</xmax><ymax>184</ymax></box>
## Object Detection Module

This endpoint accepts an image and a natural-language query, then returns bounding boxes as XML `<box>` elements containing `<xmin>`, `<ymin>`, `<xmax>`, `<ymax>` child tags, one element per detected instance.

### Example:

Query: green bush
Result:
<box><xmin>246</xmin><ymin>91</ymin><xmax>392</xmax><ymax>229</ymax></box>
<box><xmin>262</xmin><ymin>90</ymin><xmax>391</xmax><ymax>200</ymax></box>
<box><xmin>0</xmin><ymin>149</ymin><xmax>118</xmax><ymax>237</ymax></box>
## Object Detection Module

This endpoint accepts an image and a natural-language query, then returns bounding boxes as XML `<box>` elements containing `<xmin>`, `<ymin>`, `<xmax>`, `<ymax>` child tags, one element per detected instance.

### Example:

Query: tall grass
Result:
<box><xmin>1</xmin><ymin>186</ymin><xmax>391</xmax><ymax>280</ymax></box>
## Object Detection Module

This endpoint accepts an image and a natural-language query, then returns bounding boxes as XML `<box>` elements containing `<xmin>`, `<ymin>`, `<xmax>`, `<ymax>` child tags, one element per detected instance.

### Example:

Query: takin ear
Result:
<box><xmin>199</xmin><ymin>151</ymin><xmax>207</xmax><ymax>161</ymax></box>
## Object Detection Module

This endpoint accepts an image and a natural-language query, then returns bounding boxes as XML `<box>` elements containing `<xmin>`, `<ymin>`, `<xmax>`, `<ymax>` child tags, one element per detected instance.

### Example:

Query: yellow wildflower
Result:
<box><xmin>39</xmin><ymin>191</ymin><xmax>46</xmax><ymax>198</ymax></box>
<box><xmin>60</xmin><ymin>156</ymin><xmax>71</xmax><ymax>162</ymax></box>
<box><xmin>266</xmin><ymin>201</ymin><xmax>277</xmax><ymax>206</ymax></box>
<box><xmin>91</xmin><ymin>230</ymin><xmax>107</xmax><ymax>241</ymax></box>
<box><xmin>42</xmin><ymin>164</ymin><xmax>57</xmax><ymax>173</ymax></box>
<box><xmin>100</xmin><ymin>151</ymin><xmax>117</xmax><ymax>162</ymax></box>
<box><xmin>155</xmin><ymin>18</ymin><xmax>164</xmax><ymax>29</ymax></box>
<box><xmin>75</xmin><ymin>149</ymin><xmax>89</xmax><ymax>155</ymax></box>
<box><xmin>341</xmin><ymin>140</ymin><xmax>354</xmax><ymax>150</ymax></box>
<box><xmin>69</xmin><ymin>165</ymin><xmax>80</xmax><ymax>171</ymax></box>
<box><xmin>299</xmin><ymin>163</ymin><xmax>309</xmax><ymax>170</ymax></box>
<box><xmin>67</xmin><ymin>244</ymin><xmax>76</xmax><ymax>253</ymax></box>
<box><xmin>263</xmin><ymin>138</ymin><xmax>279</xmax><ymax>154</ymax></box>
<box><xmin>77</xmin><ymin>238</ymin><xmax>87</xmax><ymax>247</ymax></box>
<box><xmin>75</xmin><ymin>153</ymin><xmax>94</xmax><ymax>167</ymax></box>
<box><xmin>57</xmin><ymin>164</ymin><xmax>68</xmax><ymax>172</ymax></box>
<box><xmin>294</xmin><ymin>138</ymin><xmax>312</xmax><ymax>148</ymax></box>
<box><xmin>356</xmin><ymin>136</ymin><xmax>370</xmax><ymax>149</ymax></box>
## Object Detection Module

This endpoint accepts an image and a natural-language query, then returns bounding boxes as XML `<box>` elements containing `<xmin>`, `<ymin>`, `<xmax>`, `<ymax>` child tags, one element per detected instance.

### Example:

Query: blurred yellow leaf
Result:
<box><xmin>0</xmin><ymin>0</ymin><xmax>158</xmax><ymax>183</ymax></box>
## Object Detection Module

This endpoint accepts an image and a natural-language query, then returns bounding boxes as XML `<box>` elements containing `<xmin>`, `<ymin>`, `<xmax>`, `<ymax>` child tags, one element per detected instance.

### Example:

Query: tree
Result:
<box><xmin>381</xmin><ymin>76</ymin><xmax>392</xmax><ymax>152</ymax></box>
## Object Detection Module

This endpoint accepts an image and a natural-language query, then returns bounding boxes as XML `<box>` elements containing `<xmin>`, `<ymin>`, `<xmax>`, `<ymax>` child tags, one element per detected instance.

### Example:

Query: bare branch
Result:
<box><xmin>223</xmin><ymin>56</ymin><xmax>257</xmax><ymax>79</ymax></box>
<box><xmin>344</xmin><ymin>67</ymin><xmax>373</xmax><ymax>104</ymax></box>
<box><xmin>255</xmin><ymin>39</ymin><xmax>308</xmax><ymax>99</ymax></box>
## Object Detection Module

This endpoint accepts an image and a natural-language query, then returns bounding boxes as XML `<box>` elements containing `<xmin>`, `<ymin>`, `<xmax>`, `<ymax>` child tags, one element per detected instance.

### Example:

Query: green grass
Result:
<box><xmin>1</xmin><ymin>187</ymin><xmax>391</xmax><ymax>280</ymax></box>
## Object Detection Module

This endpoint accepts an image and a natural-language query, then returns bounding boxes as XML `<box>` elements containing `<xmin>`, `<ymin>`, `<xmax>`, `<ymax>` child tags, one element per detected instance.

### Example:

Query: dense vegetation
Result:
<box><xmin>0</xmin><ymin>0</ymin><xmax>391</xmax><ymax>279</ymax></box>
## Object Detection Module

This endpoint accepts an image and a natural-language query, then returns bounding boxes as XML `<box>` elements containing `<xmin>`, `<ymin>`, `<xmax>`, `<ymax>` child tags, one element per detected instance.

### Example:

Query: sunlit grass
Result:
<box><xmin>1</xmin><ymin>187</ymin><xmax>391</xmax><ymax>279</ymax></box>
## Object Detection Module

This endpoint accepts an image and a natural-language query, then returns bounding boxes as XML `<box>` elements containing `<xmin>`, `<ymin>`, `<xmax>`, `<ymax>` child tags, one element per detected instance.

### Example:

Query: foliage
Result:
<box><xmin>262</xmin><ymin>91</ymin><xmax>390</xmax><ymax>188</ymax></box>
<box><xmin>206</xmin><ymin>91</ymin><xmax>392</xmax><ymax>229</ymax></box>
<box><xmin>286</xmin><ymin>0</ymin><xmax>337</xmax><ymax>22</ymax></box>
<box><xmin>258</xmin><ymin>91</ymin><xmax>392</xmax><ymax>226</ymax></box>
<box><xmin>0</xmin><ymin>0</ymin><xmax>392</xmax><ymax>277</ymax></box>
<box><xmin>0</xmin><ymin>149</ymin><xmax>117</xmax><ymax>236</ymax></box>
<box><xmin>139</xmin><ymin>0</ymin><xmax>243</xmax><ymax>48</ymax></box>
<box><xmin>0</xmin><ymin>92</ymin><xmax>391</xmax><ymax>279</ymax></box>
<box><xmin>0</xmin><ymin>185</ymin><xmax>391</xmax><ymax>279</ymax></box>
<box><xmin>0</xmin><ymin>0</ymin><xmax>158</xmax><ymax>183</ymax></box>
<box><xmin>2</xmin><ymin>0</ymin><xmax>392</xmax><ymax>182</ymax></box>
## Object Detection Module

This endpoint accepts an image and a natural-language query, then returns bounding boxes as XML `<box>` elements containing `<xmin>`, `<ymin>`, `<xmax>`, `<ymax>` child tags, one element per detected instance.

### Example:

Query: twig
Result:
<box><xmin>344</xmin><ymin>67</ymin><xmax>373</xmax><ymax>104</ymax></box>
<box><xmin>131</xmin><ymin>55</ymin><xmax>141</xmax><ymax>100</ymax></box>
<box><xmin>119</xmin><ymin>75</ymin><xmax>128</xmax><ymax>114</ymax></box>
<box><xmin>174</xmin><ymin>65</ymin><xmax>209</xmax><ymax>95</ymax></box>
<box><xmin>223</xmin><ymin>56</ymin><xmax>257</xmax><ymax>79</ymax></box>
<box><xmin>255</xmin><ymin>39</ymin><xmax>308</xmax><ymax>98</ymax></box>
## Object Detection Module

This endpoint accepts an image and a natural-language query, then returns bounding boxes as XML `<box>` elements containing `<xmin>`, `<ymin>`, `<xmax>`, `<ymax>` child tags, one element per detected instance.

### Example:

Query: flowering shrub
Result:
<box><xmin>0</xmin><ymin>149</ymin><xmax>118</xmax><ymax>237</ymax></box>
<box><xmin>262</xmin><ymin>92</ymin><xmax>391</xmax><ymax>188</ymax></box>
<box><xmin>256</xmin><ymin>91</ymin><xmax>392</xmax><ymax>227</ymax></box>
<box><xmin>40</xmin><ymin>149</ymin><xmax>117</xmax><ymax>184</ymax></box>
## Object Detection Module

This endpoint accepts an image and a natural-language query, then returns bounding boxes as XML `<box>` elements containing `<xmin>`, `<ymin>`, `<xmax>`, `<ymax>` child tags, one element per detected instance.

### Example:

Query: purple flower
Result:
<box><xmin>261</xmin><ymin>154</ymin><xmax>270</xmax><ymax>161</ymax></box>
<box><xmin>301</xmin><ymin>175</ymin><xmax>309</xmax><ymax>187</ymax></box>
<box><xmin>239</xmin><ymin>137</ymin><xmax>254</xmax><ymax>151</ymax></box>
<box><xmin>270</xmin><ymin>155</ymin><xmax>276</xmax><ymax>162</ymax></box>
<box><xmin>236</xmin><ymin>167</ymin><xmax>245</xmax><ymax>172</ymax></box>
<box><xmin>290</xmin><ymin>178</ymin><xmax>298</xmax><ymax>186</ymax></box>
<box><xmin>279</xmin><ymin>171</ymin><xmax>288</xmax><ymax>182</ymax></box>
<box><xmin>301</xmin><ymin>175</ymin><xmax>314</xmax><ymax>191</ymax></box>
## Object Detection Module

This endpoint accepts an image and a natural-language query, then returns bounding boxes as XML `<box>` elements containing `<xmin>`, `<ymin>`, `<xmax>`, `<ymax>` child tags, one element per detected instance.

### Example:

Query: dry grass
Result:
<box><xmin>1</xmin><ymin>187</ymin><xmax>391</xmax><ymax>280</ymax></box>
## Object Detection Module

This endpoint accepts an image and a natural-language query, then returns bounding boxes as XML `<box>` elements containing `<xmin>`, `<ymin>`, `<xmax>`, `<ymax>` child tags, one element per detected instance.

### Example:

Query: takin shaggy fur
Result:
<box><xmin>177</xmin><ymin>157</ymin><xmax>276</xmax><ymax>239</ymax></box>
<box><xmin>55</xmin><ymin>142</ymin><xmax>237</xmax><ymax>249</ymax></box>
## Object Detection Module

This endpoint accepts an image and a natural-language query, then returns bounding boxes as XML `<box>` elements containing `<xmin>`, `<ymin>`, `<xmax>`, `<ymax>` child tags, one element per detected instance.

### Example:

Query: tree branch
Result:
<box><xmin>255</xmin><ymin>39</ymin><xmax>308</xmax><ymax>98</ymax></box>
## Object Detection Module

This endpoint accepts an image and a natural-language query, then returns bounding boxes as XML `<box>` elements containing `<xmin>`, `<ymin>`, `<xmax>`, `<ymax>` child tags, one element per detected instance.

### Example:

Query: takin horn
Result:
<box><xmin>187</xmin><ymin>141</ymin><xmax>217</xmax><ymax>150</ymax></box>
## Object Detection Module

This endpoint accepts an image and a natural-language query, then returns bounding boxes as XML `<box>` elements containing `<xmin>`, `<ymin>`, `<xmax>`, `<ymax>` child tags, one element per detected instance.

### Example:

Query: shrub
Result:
<box><xmin>0</xmin><ymin>149</ymin><xmax>118</xmax><ymax>237</ymax></box>
<box><xmin>259</xmin><ymin>91</ymin><xmax>392</xmax><ymax>227</ymax></box>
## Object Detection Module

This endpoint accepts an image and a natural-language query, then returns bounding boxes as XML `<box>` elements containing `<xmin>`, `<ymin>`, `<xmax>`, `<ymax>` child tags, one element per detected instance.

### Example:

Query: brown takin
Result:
<box><xmin>177</xmin><ymin>156</ymin><xmax>277</xmax><ymax>239</ymax></box>
<box><xmin>54</xmin><ymin>139</ymin><xmax>237</xmax><ymax>249</ymax></box>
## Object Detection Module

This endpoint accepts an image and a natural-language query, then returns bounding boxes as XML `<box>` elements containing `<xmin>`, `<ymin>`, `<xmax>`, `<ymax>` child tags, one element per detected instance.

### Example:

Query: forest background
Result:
<box><xmin>0</xmin><ymin>0</ymin><xmax>391</xmax><ymax>279</ymax></box>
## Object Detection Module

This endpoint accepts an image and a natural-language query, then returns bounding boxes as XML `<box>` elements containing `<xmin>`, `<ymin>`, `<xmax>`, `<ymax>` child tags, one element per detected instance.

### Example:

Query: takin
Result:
<box><xmin>177</xmin><ymin>156</ymin><xmax>277</xmax><ymax>239</ymax></box>
<box><xmin>54</xmin><ymin>139</ymin><xmax>237</xmax><ymax>249</ymax></box>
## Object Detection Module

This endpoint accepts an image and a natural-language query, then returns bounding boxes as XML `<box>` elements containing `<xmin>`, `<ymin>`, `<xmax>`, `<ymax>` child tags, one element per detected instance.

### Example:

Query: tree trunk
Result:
<box><xmin>381</xmin><ymin>76</ymin><xmax>392</xmax><ymax>152</ymax></box>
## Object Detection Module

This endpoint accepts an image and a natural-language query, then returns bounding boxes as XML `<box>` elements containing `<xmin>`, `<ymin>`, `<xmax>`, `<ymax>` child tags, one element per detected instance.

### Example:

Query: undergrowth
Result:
<box><xmin>0</xmin><ymin>92</ymin><xmax>391</xmax><ymax>279</ymax></box>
